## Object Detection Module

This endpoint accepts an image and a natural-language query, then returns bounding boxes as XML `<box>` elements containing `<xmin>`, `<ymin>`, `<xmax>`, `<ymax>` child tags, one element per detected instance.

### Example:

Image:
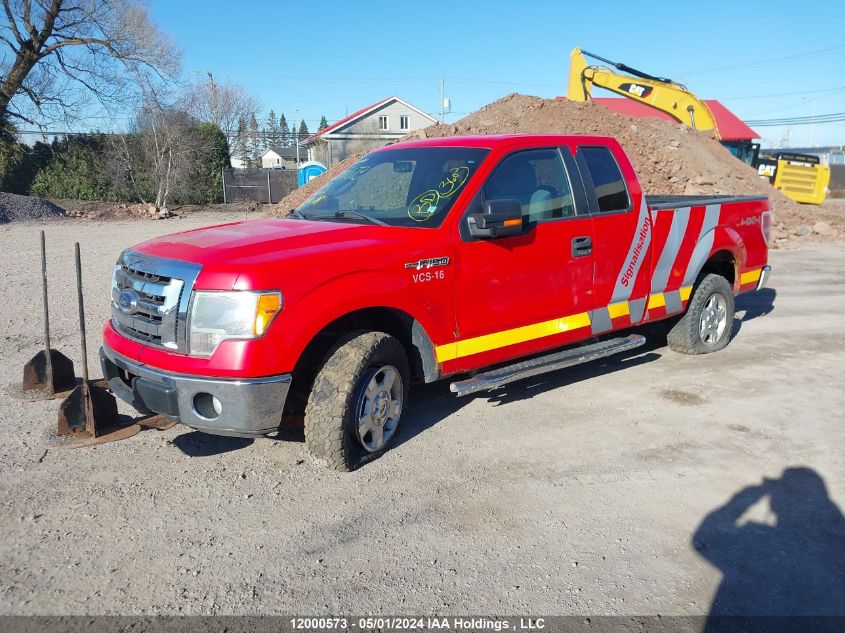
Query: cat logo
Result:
<box><xmin>619</xmin><ymin>82</ymin><xmax>653</xmax><ymax>99</ymax></box>
<box><xmin>758</xmin><ymin>165</ymin><xmax>776</xmax><ymax>178</ymax></box>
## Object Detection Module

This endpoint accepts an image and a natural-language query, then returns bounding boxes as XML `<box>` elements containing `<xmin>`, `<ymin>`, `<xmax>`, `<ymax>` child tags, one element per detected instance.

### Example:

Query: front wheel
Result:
<box><xmin>667</xmin><ymin>274</ymin><xmax>735</xmax><ymax>355</ymax></box>
<box><xmin>305</xmin><ymin>331</ymin><xmax>410</xmax><ymax>471</ymax></box>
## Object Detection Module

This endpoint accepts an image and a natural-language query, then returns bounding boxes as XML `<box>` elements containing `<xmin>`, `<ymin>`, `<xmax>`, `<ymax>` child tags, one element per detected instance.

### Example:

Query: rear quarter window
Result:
<box><xmin>580</xmin><ymin>146</ymin><xmax>630</xmax><ymax>213</ymax></box>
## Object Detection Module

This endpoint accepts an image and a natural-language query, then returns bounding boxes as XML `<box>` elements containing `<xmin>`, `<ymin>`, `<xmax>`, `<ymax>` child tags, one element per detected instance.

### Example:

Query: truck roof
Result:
<box><xmin>378</xmin><ymin>133</ymin><xmax>619</xmax><ymax>152</ymax></box>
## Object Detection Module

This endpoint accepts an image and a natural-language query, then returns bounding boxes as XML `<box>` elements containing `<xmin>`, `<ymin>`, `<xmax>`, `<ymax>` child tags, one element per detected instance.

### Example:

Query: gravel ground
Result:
<box><xmin>0</xmin><ymin>213</ymin><xmax>843</xmax><ymax>617</ymax></box>
<box><xmin>0</xmin><ymin>192</ymin><xmax>66</xmax><ymax>224</ymax></box>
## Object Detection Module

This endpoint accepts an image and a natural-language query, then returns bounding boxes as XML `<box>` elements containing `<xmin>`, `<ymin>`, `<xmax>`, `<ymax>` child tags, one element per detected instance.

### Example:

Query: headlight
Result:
<box><xmin>189</xmin><ymin>291</ymin><xmax>282</xmax><ymax>357</ymax></box>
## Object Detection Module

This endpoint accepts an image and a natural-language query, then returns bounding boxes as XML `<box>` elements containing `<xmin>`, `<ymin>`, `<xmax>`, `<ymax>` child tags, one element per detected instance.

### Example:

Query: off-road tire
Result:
<box><xmin>667</xmin><ymin>274</ymin><xmax>735</xmax><ymax>355</ymax></box>
<box><xmin>304</xmin><ymin>331</ymin><xmax>410</xmax><ymax>471</ymax></box>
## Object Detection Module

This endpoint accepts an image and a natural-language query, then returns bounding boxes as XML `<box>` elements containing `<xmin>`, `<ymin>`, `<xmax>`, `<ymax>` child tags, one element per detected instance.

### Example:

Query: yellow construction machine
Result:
<box><xmin>567</xmin><ymin>48</ymin><xmax>830</xmax><ymax>205</ymax></box>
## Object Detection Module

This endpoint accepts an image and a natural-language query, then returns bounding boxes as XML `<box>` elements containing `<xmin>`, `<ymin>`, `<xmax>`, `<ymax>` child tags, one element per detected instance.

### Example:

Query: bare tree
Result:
<box><xmin>0</xmin><ymin>0</ymin><xmax>179</xmax><ymax>131</ymax></box>
<box><xmin>186</xmin><ymin>74</ymin><xmax>260</xmax><ymax>156</ymax></box>
<box><xmin>110</xmin><ymin>93</ymin><xmax>211</xmax><ymax>210</ymax></box>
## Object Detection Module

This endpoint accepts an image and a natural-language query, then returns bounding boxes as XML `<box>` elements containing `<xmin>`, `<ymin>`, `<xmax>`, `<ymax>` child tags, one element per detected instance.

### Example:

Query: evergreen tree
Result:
<box><xmin>248</xmin><ymin>112</ymin><xmax>261</xmax><ymax>164</ymax></box>
<box><xmin>234</xmin><ymin>116</ymin><xmax>249</xmax><ymax>168</ymax></box>
<box><xmin>298</xmin><ymin>120</ymin><xmax>309</xmax><ymax>140</ymax></box>
<box><xmin>279</xmin><ymin>113</ymin><xmax>290</xmax><ymax>148</ymax></box>
<box><xmin>318</xmin><ymin>115</ymin><xmax>328</xmax><ymax>130</ymax></box>
<box><xmin>266</xmin><ymin>110</ymin><xmax>281</xmax><ymax>149</ymax></box>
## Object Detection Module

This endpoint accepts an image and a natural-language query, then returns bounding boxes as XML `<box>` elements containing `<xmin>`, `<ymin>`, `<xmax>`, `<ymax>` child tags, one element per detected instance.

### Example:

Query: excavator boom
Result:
<box><xmin>567</xmin><ymin>48</ymin><xmax>719</xmax><ymax>134</ymax></box>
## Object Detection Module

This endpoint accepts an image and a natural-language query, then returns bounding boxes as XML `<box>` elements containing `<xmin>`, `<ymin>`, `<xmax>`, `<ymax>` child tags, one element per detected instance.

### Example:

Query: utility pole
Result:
<box><xmin>439</xmin><ymin>79</ymin><xmax>445</xmax><ymax>124</ymax></box>
<box><xmin>294</xmin><ymin>108</ymin><xmax>301</xmax><ymax>165</ymax></box>
<box><xmin>208</xmin><ymin>72</ymin><xmax>218</xmax><ymax>126</ymax></box>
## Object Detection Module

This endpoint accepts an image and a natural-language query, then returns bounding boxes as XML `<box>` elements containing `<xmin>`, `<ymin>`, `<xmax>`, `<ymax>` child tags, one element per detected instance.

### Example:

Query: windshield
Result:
<box><xmin>298</xmin><ymin>146</ymin><xmax>490</xmax><ymax>227</ymax></box>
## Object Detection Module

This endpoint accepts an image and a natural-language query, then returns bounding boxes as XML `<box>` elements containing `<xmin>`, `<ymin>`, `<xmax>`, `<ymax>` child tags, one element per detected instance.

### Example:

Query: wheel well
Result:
<box><xmin>284</xmin><ymin>307</ymin><xmax>433</xmax><ymax>415</ymax></box>
<box><xmin>699</xmin><ymin>250</ymin><xmax>736</xmax><ymax>287</ymax></box>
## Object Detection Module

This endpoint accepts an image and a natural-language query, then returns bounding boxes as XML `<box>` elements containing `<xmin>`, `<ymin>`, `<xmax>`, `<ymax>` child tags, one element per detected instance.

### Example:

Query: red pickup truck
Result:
<box><xmin>101</xmin><ymin>134</ymin><xmax>771</xmax><ymax>470</ymax></box>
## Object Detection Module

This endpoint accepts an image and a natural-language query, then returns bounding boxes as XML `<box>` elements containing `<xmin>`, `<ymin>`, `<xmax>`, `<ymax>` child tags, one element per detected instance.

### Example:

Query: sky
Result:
<box><xmin>147</xmin><ymin>0</ymin><xmax>845</xmax><ymax>148</ymax></box>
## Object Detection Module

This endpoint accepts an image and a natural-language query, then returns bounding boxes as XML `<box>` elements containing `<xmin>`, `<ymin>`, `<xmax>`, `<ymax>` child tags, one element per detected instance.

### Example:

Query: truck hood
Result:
<box><xmin>134</xmin><ymin>218</ymin><xmax>368</xmax><ymax>262</ymax></box>
<box><xmin>131</xmin><ymin>218</ymin><xmax>414</xmax><ymax>290</ymax></box>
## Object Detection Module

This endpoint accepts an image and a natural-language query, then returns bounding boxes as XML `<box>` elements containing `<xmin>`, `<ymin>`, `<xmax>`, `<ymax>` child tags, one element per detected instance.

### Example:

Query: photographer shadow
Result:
<box><xmin>693</xmin><ymin>467</ymin><xmax>845</xmax><ymax>632</ymax></box>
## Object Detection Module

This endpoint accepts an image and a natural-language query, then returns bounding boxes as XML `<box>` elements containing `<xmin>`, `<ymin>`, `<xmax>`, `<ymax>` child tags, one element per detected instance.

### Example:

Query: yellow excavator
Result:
<box><xmin>567</xmin><ymin>48</ymin><xmax>830</xmax><ymax>205</ymax></box>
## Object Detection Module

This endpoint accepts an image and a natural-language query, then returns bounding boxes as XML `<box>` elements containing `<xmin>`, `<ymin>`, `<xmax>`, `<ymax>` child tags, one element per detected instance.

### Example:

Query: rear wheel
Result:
<box><xmin>304</xmin><ymin>331</ymin><xmax>409</xmax><ymax>471</ymax></box>
<box><xmin>667</xmin><ymin>274</ymin><xmax>735</xmax><ymax>355</ymax></box>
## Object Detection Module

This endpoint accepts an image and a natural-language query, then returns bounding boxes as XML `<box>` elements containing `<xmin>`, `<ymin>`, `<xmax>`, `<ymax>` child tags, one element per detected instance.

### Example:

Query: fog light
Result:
<box><xmin>193</xmin><ymin>393</ymin><xmax>222</xmax><ymax>419</ymax></box>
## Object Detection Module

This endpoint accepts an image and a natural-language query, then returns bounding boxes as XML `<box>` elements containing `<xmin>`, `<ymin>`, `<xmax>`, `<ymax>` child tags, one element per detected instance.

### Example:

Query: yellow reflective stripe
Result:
<box><xmin>740</xmin><ymin>268</ymin><xmax>762</xmax><ymax>285</ymax></box>
<box><xmin>607</xmin><ymin>301</ymin><xmax>630</xmax><ymax>319</ymax></box>
<box><xmin>436</xmin><ymin>285</ymin><xmax>694</xmax><ymax>363</ymax></box>
<box><xmin>435</xmin><ymin>312</ymin><xmax>591</xmax><ymax>362</ymax></box>
<box><xmin>647</xmin><ymin>293</ymin><xmax>666</xmax><ymax>309</ymax></box>
<box><xmin>435</xmin><ymin>342</ymin><xmax>459</xmax><ymax>363</ymax></box>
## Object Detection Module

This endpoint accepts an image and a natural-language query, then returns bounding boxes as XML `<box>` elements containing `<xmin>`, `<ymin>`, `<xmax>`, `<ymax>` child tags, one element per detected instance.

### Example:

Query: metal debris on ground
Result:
<box><xmin>57</xmin><ymin>242</ymin><xmax>120</xmax><ymax>438</ymax></box>
<box><xmin>22</xmin><ymin>231</ymin><xmax>75</xmax><ymax>395</ymax></box>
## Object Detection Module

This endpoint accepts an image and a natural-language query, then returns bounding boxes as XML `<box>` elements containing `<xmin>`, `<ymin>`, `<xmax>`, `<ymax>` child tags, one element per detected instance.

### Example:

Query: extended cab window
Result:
<box><xmin>298</xmin><ymin>147</ymin><xmax>489</xmax><ymax>227</ymax></box>
<box><xmin>579</xmin><ymin>146</ymin><xmax>630</xmax><ymax>213</ymax></box>
<box><xmin>483</xmin><ymin>149</ymin><xmax>575</xmax><ymax>222</ymax></box>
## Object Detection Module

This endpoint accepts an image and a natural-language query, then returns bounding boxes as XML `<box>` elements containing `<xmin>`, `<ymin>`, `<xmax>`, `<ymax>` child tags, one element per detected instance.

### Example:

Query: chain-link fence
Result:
<box><xmin>222</xmin><ymin>169</ymin><xmax>297</xmax><ymax>204</ymax></box>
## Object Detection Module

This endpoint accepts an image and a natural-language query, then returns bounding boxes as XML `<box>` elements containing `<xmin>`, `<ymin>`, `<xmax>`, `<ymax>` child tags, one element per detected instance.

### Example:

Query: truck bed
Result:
<box><xmin>646</xmin><ymin>194</ymin><xmax>768</xmax><ymax>210</ymax></box>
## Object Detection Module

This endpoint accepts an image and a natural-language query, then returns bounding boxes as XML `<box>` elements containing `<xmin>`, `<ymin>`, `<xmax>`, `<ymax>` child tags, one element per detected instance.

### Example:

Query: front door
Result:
<box><xmin>445</xmin><ymin>147</ymin><xmax>596</xmax><ymax>374</ymax></box>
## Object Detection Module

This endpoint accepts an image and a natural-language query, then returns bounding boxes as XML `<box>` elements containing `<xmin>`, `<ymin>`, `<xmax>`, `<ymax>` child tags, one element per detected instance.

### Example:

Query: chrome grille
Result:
<box><xmin>110</xmin><ymin>251</ymin><xmax>201</xmax><ymax>353</ymax></box>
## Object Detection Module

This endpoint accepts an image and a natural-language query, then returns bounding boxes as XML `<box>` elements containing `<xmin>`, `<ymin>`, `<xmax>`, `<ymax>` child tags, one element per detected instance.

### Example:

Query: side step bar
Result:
<box><xmin>449</xmin><ymin>334</ymin><xmax>646</xmax><ymax>397</ymax></box>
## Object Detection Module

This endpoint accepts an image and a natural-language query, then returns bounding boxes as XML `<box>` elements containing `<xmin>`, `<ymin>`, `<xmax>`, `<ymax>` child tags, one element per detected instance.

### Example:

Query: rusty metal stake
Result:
<box><xmin>76</xmin><ymin>243</ymin><xmax>95</xmax><ymax>436</ymax></box>
<box><xmin>23</xmin><ymin>230</ymin><xmax>75</xmax><ymax>394</ymax></box>
<box><xmin>41</xmin><ymin>231</ymin><xmax>54</xmax><ymax>387</ymax></box>
<box><xmin>58</xmin><ymin>242</ymin><xmax>119</xmax><ymax>437</ymax></box>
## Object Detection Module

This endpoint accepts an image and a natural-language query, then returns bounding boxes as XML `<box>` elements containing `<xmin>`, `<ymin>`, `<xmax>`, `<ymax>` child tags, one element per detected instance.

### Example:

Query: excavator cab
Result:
<box><xmin>722</xmin><ymin>141</ymin><xmax>760</xmax><ymax>166</ymax></box>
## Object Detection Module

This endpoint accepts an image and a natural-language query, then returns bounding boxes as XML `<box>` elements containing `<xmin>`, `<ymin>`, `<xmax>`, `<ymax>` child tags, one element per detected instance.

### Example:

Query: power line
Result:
<box><xmin>722</xmin><ymin>85</ymin><xmax>845</xmax><ymax>101</ymax></box>
<box><xmin>680</xmin><ymin>44</ymin><xmax>845</xmax><ymax>75</ymax></box>
<box><xmin>745</xmin><ymin>111</ymin><xmax>845</xmax><ymax>126</ymax></box>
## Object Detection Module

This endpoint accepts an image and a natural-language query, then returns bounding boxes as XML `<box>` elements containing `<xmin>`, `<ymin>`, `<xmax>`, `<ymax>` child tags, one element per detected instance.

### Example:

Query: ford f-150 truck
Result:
<box><xmin>101</xmin><ymin>134</ymin><xmax>771</xmax><ymax>470</ymax></box>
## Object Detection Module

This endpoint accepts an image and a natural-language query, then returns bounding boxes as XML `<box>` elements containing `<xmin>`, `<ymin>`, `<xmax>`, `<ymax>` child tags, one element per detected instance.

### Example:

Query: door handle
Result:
<box><xmin>572</xmin><ymin>236</ymin><xmax>592</xmax><ymax>257</ymax></box>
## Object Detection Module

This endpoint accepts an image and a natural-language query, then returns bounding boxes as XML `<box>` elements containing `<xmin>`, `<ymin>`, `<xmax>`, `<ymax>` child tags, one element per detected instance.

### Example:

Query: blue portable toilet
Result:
<box><xmin>297</xmin><ymin>161</ymin><xmax>327</xmax><ymax>187</ymax></box>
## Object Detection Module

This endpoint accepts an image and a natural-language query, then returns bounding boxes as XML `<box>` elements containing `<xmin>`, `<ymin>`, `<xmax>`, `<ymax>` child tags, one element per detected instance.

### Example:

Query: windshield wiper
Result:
<box><xmin>296</xmin><ymin>209</ymin><xmax>389</xmax><ymax>226</ymax></box>
<box><xmin>332</xmin><ymin>210</ymin><xmax>388</xmax><ymax>226</ymax></box>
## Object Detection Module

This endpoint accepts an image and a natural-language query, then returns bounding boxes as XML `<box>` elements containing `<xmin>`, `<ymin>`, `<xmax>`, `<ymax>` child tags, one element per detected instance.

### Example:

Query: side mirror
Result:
<box><xmin>468</xmin><ymin>199</ymin><xmax>523</xmax><ymax>239</ymax></box>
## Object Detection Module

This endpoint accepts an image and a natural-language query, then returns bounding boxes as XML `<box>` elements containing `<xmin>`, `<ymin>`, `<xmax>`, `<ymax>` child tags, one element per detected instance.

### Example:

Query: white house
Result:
<box><xmin>260</xmin><ymin>146</ymin><xmax>301</xmax><ymax>170</ymax></box>
<box><xmin>302</xmin><ymin>96</ymin><xmax>437</xmax><ymax>166</ymax></box>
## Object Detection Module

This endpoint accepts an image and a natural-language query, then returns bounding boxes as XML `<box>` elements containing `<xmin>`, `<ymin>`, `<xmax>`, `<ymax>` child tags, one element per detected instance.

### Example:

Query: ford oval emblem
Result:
<box><xmin>117</xmin><ymin>289</ymin><xmax>140</xmax><ymax>314</ymax></box>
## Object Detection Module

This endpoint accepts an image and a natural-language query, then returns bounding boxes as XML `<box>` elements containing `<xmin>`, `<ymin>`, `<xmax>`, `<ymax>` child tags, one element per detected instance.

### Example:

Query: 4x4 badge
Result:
<box><xmin>405</xmin><ymin>257</ymin><xmax>449</xmax><ymax>271</ymax></box>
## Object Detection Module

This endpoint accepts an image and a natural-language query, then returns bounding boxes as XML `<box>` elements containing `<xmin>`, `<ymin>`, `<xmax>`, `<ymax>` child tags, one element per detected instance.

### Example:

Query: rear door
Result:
<box><xmin>445</xmin><ymin>147</ymin><xmax>596</xmax><ymax>373</ymax></box>
<box><xmin>572</xmin><ymin>143</ymin><xmax>654</xmax><ymax>333</ymax></box>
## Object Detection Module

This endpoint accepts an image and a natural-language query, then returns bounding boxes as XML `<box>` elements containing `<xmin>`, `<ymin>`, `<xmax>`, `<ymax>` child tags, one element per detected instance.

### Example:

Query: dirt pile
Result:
<box><xmin>0</xmin><ymin>192</ymin><xmax>67</xmax><ymax>224</ymax></box>
<box><xmin>271</xmin><ymin>94</ymin><xmax>843</xmax><ymax>243</ymax></box>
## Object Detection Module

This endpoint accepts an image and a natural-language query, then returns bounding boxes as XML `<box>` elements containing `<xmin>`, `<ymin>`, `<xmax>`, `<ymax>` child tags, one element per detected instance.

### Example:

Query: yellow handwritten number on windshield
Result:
<box><xmin>407</xmin><ymin>166</ymin><xmax>471</xmax><ymax>222</ymax></box>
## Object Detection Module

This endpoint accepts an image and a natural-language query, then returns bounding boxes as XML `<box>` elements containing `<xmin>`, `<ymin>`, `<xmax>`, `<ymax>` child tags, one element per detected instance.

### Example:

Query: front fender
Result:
<box><xmin>271</xmin><ymin>269</ymin><xmax>451</xmax><ymax>373</ymax></box>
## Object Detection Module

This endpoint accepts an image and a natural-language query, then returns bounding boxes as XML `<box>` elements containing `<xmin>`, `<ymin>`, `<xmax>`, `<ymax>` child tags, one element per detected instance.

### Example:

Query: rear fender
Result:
<box><xmin>684</xmin><ymin>225</ymin><xmax>744</xmax><ymax>291</ymax></box>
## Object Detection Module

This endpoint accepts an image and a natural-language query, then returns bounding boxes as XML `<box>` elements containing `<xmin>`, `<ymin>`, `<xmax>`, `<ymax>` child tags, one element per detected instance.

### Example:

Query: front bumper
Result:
<box><xmin>100</xmin><ymin>345</ymin><xmax>290</xmax><ymax>437</ymax></box>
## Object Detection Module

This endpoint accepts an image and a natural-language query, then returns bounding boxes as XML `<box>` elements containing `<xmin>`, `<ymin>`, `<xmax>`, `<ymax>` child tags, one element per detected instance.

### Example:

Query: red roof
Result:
<box><xmin>583</xmin><ymin>97</ymin><xmax>759</xmax><ymax>141</ymax></box>
<box><xmin>304</xmin><ymin>97</ymin><xmax>392</xmax><ymax>143</ymax></box>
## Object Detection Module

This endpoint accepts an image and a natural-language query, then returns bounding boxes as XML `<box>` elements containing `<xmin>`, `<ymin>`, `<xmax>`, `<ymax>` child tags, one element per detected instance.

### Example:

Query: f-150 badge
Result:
<box><xmin>405</xmin><ymin>257</ymin><xmax>449</xmax><ymax>271</ymax></box>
